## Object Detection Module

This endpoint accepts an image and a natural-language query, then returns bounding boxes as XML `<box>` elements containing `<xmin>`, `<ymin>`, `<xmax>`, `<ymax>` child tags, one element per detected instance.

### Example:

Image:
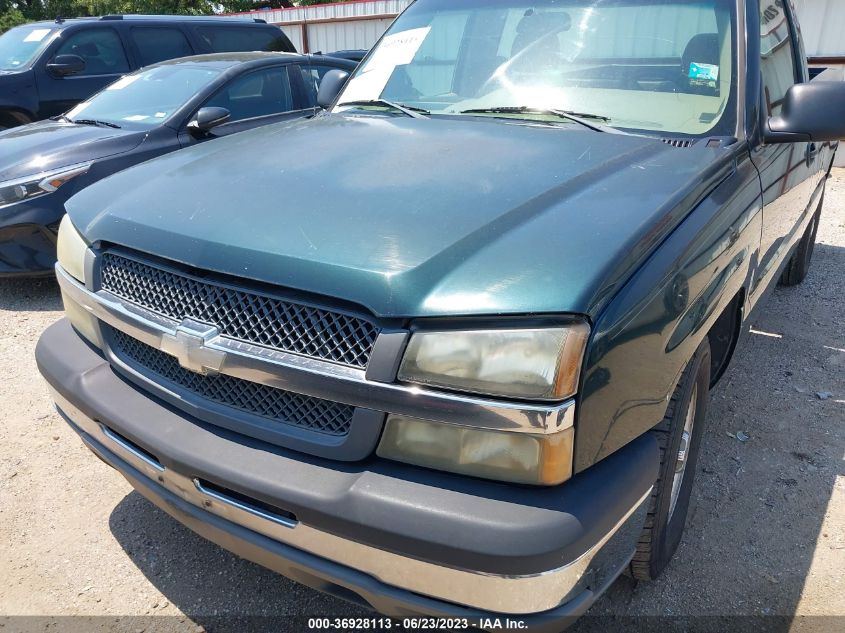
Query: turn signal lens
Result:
<box><xmin>398</xmin><ymin>323</ymin><xmax>589</xmax><ymax>400</ymax></box>
<box><xmin>377</xmin><ymin>414</ymin><xmax>574</xmax><ymax>486</ymax></box>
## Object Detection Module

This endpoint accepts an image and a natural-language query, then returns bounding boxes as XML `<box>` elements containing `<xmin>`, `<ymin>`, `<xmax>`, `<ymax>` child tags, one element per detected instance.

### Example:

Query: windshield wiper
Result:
<box><xmin>337</xmin><ymin>99</ymin><xmax>430</xmax><ymax>119</ymax></box>
<box><xmin>71</xmin><ymin>118</ymin><xmax>122</xmax><ymax>129</ymax></box>
<box><xmin>459</xmin><ymin>107</ymin><xmax>611</xmax><ymax>132</ymax></box>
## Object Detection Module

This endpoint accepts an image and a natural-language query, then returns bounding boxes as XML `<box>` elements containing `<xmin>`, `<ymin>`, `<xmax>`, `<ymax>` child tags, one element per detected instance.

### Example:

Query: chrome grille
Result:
<box><xmin>109</xmin><ymin>327</ymin><xmax>354</xmax><ymax>436</ymax></box>
<box><xmin>99</xmin><ymin>252</ymin><xmax>380</xmax><ymax>369</ymax></box>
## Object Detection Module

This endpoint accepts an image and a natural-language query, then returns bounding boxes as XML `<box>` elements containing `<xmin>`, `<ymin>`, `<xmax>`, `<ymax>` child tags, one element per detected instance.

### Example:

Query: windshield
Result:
<box><xmin>338</xmin><ymin>0</ymin><xmax>737</xmax><ymax>136</ymax></box>
<box><xmin>65</xmin><ymin>64</ymin><xmax>223</xmax><ymax>130</ymax></box>
<box><xmin>0</xmin><ymin>25</ymin><xmax>58</xmax><ymax>71</ymax></box>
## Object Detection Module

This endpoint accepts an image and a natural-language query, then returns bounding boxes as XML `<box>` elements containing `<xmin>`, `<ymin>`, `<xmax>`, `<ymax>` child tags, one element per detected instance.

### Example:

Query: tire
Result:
<box><xmin>631</xmin><ymin>338</ymin><xmax>711</xmax><ymax>581</ymax></box>
<box><xmin>780</xmin><ymin>194</ymin><xmax>823</xmax><ymax>287</ymax></box>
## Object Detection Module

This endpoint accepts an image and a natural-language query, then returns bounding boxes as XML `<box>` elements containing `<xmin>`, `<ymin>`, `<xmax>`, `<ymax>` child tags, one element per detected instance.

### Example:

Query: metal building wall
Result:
<box><xmin>230</xmin><ymin>0</ymin><xmax>412</xmax><ymax>53</ymax></box>
<box><xmin>308</xmin><ymin>18</ymin><xmax>397</xmax><ymax>54</ymax></box>
<box><xmin>279</xmin><ymin>25</ymin><xmax>304</xmax><ymax>53</ymax></box>
<box><xmin>793</xmin><ymin>0</ymin><xmax>845</xmax><ymax>58</ymax></box>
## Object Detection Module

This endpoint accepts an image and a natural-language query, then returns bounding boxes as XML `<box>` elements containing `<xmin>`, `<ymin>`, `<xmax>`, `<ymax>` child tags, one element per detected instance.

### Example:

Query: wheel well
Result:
<box><xmin>0</xmin><ymin>110</ymin><xmax>33</xmax><ymax>129</ymax></box>
<box><xmin>707</xmin><ymin>289</ymin><xmax>744</xmax><ymax>387</ymax></box>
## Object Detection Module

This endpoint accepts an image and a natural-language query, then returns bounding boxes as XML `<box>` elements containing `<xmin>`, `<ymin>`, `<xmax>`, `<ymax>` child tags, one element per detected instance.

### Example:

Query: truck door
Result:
<box><xmin>35</xmin><ymin>27</ymin><xmax>131</xmax><ymax>119</ymax></box>
<box><xmin>750</xmin><ymin>1</ymin><xmax>821</xmax><ymax>294</ymax></box>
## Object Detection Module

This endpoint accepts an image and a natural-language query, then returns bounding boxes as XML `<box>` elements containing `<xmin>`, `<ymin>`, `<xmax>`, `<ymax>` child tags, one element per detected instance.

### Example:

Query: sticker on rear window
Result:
<box><xmin>689</xmin><ymin>62</ymin><xmax>719</xmax><ymax>82</ymax></box>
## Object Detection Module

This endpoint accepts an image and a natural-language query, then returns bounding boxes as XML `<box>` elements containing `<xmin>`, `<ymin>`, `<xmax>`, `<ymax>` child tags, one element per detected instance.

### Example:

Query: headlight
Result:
<box><xmin>377</xmin><ymin>415</ymin><xmax>574</xmax><ymax>485</ymax></box>
<box><xmin>56</xmin><ymin>215</ymin><xmax>100</xmax><ymax>347</ymax></box>
<box><xmin>398</xmin><ymin>323</ymin><xmax>590</xmax><ymax>400</ymax></box>
<box><xmin>0</xmin><ymin>162</ymin><xmax>91</xmax><ymax>210</ymax></box>
<box><xmin>56</xmin><ymin>214</ymin><xmax>88</xmax><ymax>283</ymax></box>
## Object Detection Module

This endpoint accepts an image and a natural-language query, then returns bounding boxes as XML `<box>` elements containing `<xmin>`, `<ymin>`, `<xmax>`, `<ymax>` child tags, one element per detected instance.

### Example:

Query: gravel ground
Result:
<box><xmin>1</xmin><ymin>172</ymin><xmax>843</xmax><ymax>632</ymax></box>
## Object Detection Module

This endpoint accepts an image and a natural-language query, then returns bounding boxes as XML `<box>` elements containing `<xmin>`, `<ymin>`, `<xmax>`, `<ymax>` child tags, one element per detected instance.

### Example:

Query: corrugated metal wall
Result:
<box><xmin>279</xmin><ymin>24</ymin><xmax>304</xmax><ymax>53</ymax></box>
<box><xmin>793</xmin><ymin>0</ymin><xmax>845</xmax><ymax>57</ymax></box>
<box><xmin>230</xmin><ymin>0</ymin><xmax>412</xmax><ymax>53</ymax></box>
<box><xmin>308</xmin><ymin>18</ymin><xmax>397</xmax><ymax>54</ymax></box>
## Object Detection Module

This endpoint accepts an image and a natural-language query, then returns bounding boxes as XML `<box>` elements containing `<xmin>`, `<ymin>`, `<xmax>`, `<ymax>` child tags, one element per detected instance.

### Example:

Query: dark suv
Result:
<box><xmin>0</xmin><ymin>15</ymin><xmax>295</xmax><ymax>130</ymax></box>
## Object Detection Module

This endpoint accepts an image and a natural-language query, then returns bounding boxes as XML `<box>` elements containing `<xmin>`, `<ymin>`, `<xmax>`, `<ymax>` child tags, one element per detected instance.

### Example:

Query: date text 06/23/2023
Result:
<box><xmin>306</xmin><ymin>618</ymin><xmax>529</xmax><ymax>630</ymax></box>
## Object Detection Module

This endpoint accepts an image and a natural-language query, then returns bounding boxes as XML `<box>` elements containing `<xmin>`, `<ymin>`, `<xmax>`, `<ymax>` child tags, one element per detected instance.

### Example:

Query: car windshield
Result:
<box><xmin>65</xmin><ymin>64</ymin><xmax>223</xmax><ymax>130</ymax></box>
<box><xmin>337</xmin><ymin>0</ymin><xmax>737</xmax><ymax>136</ymax></box>
<box><xmin>0</xmin><ymin>24</ymin><xmax>58</xmax><ymax>71</ymax></box>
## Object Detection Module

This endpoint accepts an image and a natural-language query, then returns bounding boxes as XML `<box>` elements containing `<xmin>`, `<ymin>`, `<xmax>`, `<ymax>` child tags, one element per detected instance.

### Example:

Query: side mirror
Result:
<box><xmin>188</xmin><ymin>107</ymin><xmax>231</xmax><ymax>135</ymax></box>
<box><xmin>317</xmin><ymin>69</ymin><xmax>350</xmax><ymax>109</ymax></box>
<box><xmin>765</xmin><ymin>82</ymin><xmax>845</xmax><ymax>143</ymax></box>
<box><xmin>47</xmin><ymin>54</ymin><xmax>86</xmax><ymax>77</ymax></box>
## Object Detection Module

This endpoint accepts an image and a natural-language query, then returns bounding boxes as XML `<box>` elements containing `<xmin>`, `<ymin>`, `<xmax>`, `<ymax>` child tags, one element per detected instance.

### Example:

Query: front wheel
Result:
<box><xmin>631</xmin><ymin>338</ymin><xmax>711</xmax><ymax>580</ymax></box>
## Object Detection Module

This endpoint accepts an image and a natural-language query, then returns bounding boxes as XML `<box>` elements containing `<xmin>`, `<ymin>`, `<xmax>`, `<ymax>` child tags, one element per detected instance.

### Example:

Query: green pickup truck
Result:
<box><xmin>37</xmin><ymin>0</ymin><xmax>842</xmax><ymax>627</ymax></box>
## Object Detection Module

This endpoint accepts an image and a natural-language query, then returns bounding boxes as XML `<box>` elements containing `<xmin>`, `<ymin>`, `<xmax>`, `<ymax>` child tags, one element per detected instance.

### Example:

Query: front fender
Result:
<box><xmin>573</xmin><ymin>149</ymin><xmax>763</xmax><ymax>473</ymax></box>
<box><xmin>0</xmin><ymin>71</ymin><xmax>38</xmax><ymax>123</ymax></box>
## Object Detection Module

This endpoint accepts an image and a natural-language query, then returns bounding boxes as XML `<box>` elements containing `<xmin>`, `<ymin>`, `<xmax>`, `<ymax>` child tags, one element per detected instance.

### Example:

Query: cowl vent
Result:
<box><xmin>660</xmin><ymin>138</ymin><xmax>695</xmax><ymax>148</ymax></box>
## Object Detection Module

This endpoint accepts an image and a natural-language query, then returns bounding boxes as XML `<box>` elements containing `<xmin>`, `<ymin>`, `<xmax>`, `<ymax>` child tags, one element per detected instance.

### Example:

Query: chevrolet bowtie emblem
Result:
<box><xmin>160</xmin><ymin>319</ymin><xmax>226</xmax><ymax>375</ymax></box>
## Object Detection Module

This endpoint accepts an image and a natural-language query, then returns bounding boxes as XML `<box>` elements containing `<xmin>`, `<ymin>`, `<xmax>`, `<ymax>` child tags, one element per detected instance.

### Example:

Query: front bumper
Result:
<box><xmin>37</xmin><ymin>319</ymin><xmax>658</xmax><ymax>623</ymax></box>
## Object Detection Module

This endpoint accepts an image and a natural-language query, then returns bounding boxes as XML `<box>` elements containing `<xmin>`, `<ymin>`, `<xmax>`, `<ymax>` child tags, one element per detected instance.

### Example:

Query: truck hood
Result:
<box><xmin>67</xmin><ymin>114</ymin><xmax>730</xmax><ymax>318</ymax></box>
<box><xmin>0</xmin><ymin>120</ymin><xmax>145</xmax><ymax>182</ymax></box>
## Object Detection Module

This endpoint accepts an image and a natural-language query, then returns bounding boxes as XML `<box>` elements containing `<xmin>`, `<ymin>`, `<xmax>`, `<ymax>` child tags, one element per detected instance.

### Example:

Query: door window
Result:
<box><xmin>759</xmin><ymin>1</ymin><xmax>798</xmax><ymax>116</ymax></box>
<box><xmin>195</xmin><ymin>26</ymin><xmax>291</xmax><ymax>53</ymax></box>
<box><xmin>204</xmin><ymin>66</ymin><xmax>294</xmax><ymax>122</ymax></box>
<box><xmin>131</xmin><ymin>28</ymin><xmax>193</xmax><ymax>67</ymax></box>
<box><xmin>54</xmin><ymin>29</ymin><xmax>129</xmax><ymax>75</ymax></box>
<box><xmin>301</xmin><ymin>64</ymin><xmax>344</xmax><ymax>106</ymax></box>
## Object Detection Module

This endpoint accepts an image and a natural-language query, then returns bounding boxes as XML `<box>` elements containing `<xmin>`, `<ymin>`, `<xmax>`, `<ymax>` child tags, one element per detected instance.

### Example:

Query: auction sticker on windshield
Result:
<box><xmin>341</xmin><ymin>27</ymin><xmax>430</xmax><ymax>103</ymax></box>
<box><xmin>23</xmin><ymin>29</ymin><xmax>51</xmax><ymax>43</ymax></box>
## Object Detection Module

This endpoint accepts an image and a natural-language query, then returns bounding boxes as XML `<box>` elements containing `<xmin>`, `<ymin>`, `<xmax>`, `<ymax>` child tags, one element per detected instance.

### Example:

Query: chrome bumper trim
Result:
<box><xmin>52</xmin><ymin>385</ymin><xmax>650</xmax><ymax>615</ymax></box>
<box><xmin>57</xmin><ymin>264</ymin><xmax>574</xmax><ymax>434</ymax></box>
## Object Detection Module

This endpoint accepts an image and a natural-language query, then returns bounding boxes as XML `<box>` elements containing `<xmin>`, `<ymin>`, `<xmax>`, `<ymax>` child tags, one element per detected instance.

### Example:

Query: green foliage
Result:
<box><xmin>0</xmin><ymin>8</ymin><xmax>26</xmax><ymax>32</ymax></box>
<box><xmin>1</xmin><ymin>1</ymin><xmax>217</xmax><ymax>24</ymax></box>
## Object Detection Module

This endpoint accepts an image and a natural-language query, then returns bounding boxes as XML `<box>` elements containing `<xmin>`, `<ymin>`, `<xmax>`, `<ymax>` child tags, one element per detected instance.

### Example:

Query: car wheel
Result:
<box><xmin>780</xmin><ymin>194</ymin><xmax>823</xmax><ymax>287</ymax></box>
<box><xmin>631</xmin><ymin>338</ymin><xmax>711</xmax><ymax>581</ymax></box>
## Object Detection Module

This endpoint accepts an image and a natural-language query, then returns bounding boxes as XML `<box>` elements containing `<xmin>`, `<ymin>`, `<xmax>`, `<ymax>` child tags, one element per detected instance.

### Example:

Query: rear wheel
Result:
<box><xmin>631</xmin><ymin>338</ymin><xmax>711</xmax><ymax>580</ymax></box>
<box><xmin>780</xmin><ymin>194</ymin><xmax>823</xmax><ymax>287</ymax></box>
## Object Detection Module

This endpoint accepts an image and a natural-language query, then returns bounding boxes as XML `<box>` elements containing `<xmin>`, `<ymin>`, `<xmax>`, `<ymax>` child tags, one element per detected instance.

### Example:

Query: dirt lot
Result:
<box><xmin>1</xmin><ymin>173</ymin><xmax>843</xmax><ymax>633</ymax></box>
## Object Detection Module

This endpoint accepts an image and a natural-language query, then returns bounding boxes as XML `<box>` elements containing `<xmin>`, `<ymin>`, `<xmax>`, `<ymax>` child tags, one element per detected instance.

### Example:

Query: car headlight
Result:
<box><xmin>0</xmin><ymin>162</ymin><xmax>91</xmax><ymax>210</ymax></box>
<box><xmin>398</xmin><ymin>323</ymin><xmax>590</xmax><ymax>400</ymax></box>
<box><xmin>56</xmin><ymin>214</ymin><xmax>88</xmax><ymax>284</ymax></box>
<box><xmin>56</xmin><ymin>215</ymin><xmax>100</xmax><ymax>347</ymax></box>
<box><xmin>377</xmin><ymin>415</ymin><xmax>574</xmax><ymax>485</ymax></box>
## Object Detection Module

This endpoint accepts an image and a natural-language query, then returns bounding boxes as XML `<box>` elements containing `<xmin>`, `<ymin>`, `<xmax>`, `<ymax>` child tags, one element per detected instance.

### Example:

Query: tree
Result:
<box><xmin>0</xmin><ymin>8</ymin><xmax>26</xmax><ymax>32</ymax></box>
<box><xmin>218</xmin><ymin>1</ymin><xmax>293</xmax><ymax>13</ymax></box>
